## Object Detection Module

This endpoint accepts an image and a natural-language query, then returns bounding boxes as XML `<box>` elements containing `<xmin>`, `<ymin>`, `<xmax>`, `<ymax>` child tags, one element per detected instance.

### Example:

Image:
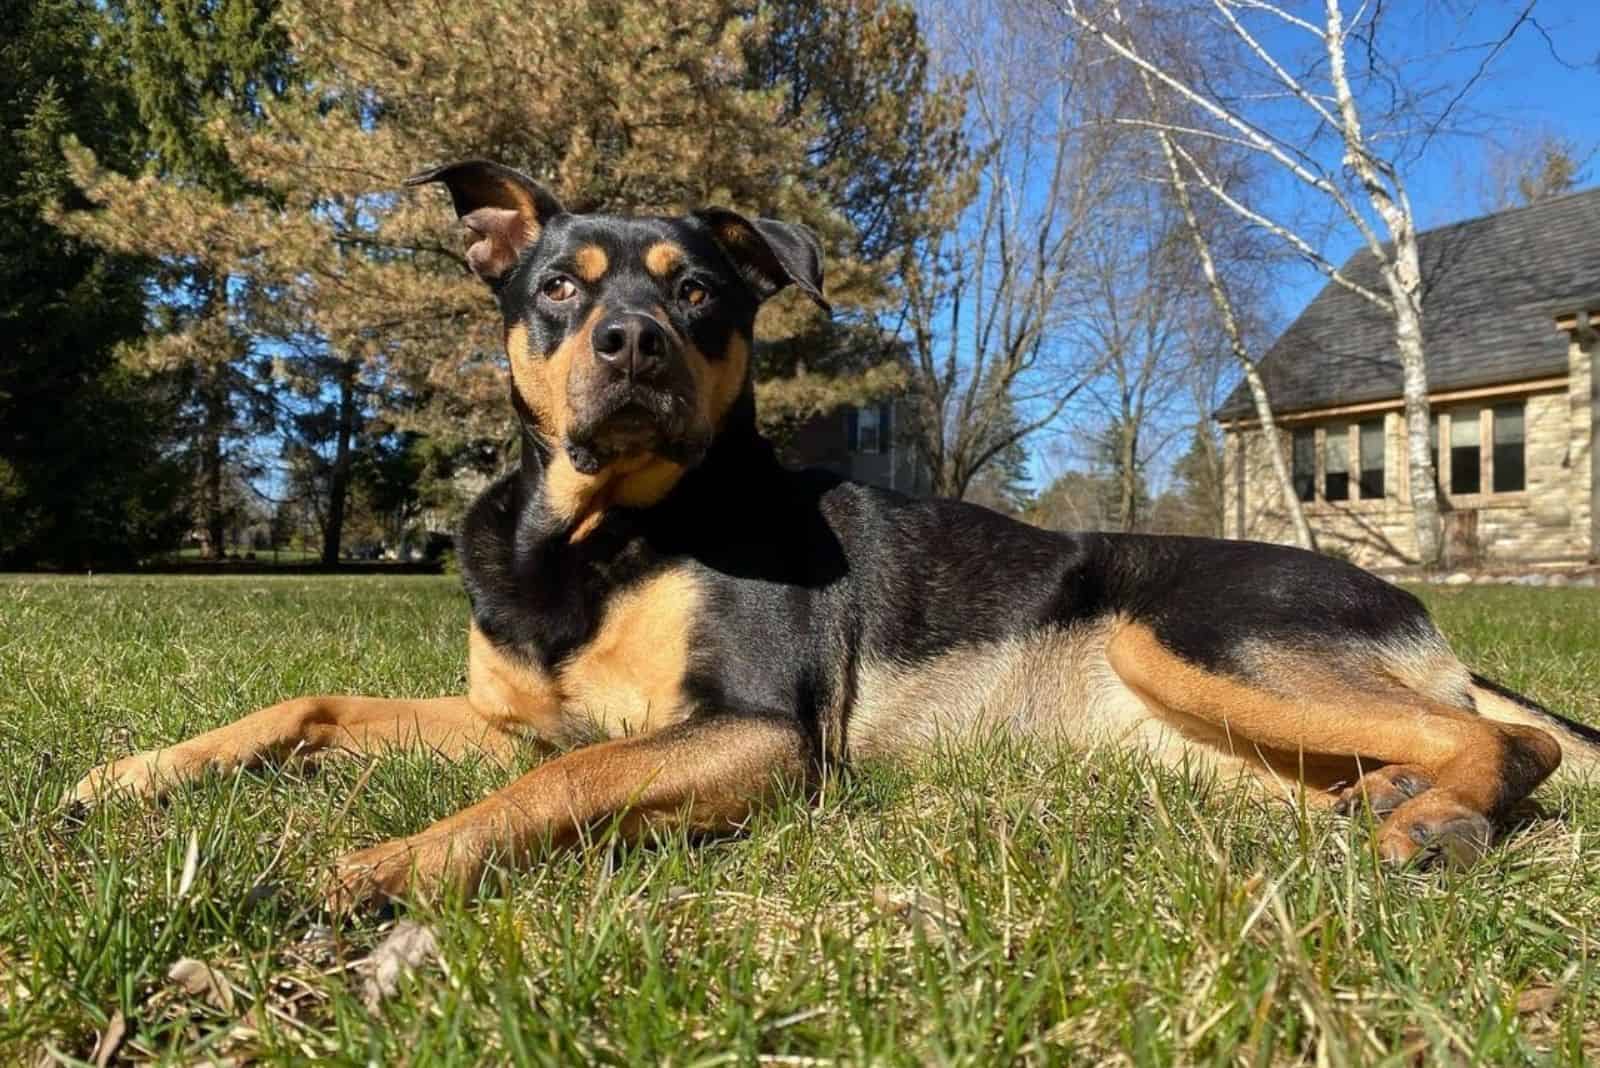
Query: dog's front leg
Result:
<box><xmin>70</xmin><ymin>695</ymin><xmax>517</xmax><ymax>805</ymax></box>
<box><xmin>326</xmin><ymin>714</ymin><xmax>813</xmax><ymax>910</ymax></box>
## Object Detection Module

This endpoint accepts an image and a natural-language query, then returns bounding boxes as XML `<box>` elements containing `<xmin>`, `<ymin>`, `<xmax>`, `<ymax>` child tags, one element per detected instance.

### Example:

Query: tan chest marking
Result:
<box><xmin>559</xmin><ymin>569</ymin><xmax>700</xmax><ymax>737</ymax></box>
<box><xmin>467</xmin><ymin>624</ymin><xmax>562</xmax><ymax>738</ymax></box>
<box><xmin>465</xmin><ymin>569</ymin><xmax>702</xmax><ymax>743</ymax></box>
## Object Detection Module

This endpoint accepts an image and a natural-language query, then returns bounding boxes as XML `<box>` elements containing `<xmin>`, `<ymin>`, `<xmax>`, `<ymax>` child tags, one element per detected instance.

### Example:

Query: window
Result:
<box><xmin>849</xmin><ymin>403</ymin><xmax>891</xmax><ymax>455</ymax></box>
<box><xmin>1493</xmin><ymin>402</ymin><xmax>1525</xmax><ymax>492</ymax></box>
<box><xmin>1324</xmin><ymin>428</ymin><xmax>1350</xmax><ymax>501</ymax></box>
<box><xmin>856</xmin><ymin>405</ymin><xmax>880</xmax><ymax>453</ymax></box>
<box><xmin>1450</xmin><ymin>408</ymin><xmax>1481</xmax><ymax>494</ymax></box>
<box><xmin>1358</xmin><ymin>420</ymin><xmax>1384</xmax><ymax>499</ymax></box>
<box><xmin>1291</xmin><ymin>429</ymin><xmax>1315</xmax><ymax>502</ymax></box>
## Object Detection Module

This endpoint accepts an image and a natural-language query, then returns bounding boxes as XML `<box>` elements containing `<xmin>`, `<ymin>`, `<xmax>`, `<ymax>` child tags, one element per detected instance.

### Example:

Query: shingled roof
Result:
<box><xmin>1215</xmin><ymin>186</ymin><xmax>1600</xmax><ymax>420</ymax></box>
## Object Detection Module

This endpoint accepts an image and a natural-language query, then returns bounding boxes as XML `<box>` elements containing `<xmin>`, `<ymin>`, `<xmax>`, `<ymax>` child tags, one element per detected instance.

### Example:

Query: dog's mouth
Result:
<box><xmin>566</xmin><ymin>385</ymin><xmax>698</xmax><ymax>474</ymax></box>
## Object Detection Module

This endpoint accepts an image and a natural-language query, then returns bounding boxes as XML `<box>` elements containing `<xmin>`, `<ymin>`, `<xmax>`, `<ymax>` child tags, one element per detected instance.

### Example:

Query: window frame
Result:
<box><xmin>853</xmin><ymin>403</ymin><xmax>886</xmax><ymax>455</ymax></box>
<box><xmin>1291</xmin><ymin>428</ymin><xmax>1315</xmax><ymax>503</ymax></box>
<box><xmin>1323</xmin><ymin>426</ymin><xmax>1350</xmax><ymax>502</ymax></box>
<box><xmin>1448</xmin><ymin>406</ymin><xmax>1482</xmax><ymax>496</ymax></box>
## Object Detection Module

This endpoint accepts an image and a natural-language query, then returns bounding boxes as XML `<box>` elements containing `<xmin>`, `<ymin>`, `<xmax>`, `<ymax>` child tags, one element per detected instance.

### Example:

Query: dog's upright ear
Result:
<box><xmin>694</xmin><ymin>209</ymin><xmax>831</xmax><ymax>314</ymax></box>
<box><xmin>406</xmin><ymin>160</ymin><xmax>565</xmax><ymax>286</ymax></box>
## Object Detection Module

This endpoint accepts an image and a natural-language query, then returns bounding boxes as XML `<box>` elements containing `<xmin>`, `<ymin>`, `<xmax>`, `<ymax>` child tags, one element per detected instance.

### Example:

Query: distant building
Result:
<box><xmin>1216</xmin><ymin>188</ymin><xmax>1600</xmax><ymax>567</ymax></box>
<box><xmin>783</xmin><ymin>398</ymin><xmax>931</xmax><ymax>494</ymax></box>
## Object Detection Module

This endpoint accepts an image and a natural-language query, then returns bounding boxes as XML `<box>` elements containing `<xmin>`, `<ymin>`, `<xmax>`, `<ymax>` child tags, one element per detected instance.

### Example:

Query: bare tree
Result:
<box><xmin>1068</xmin><ymin>143</ymin><xmax>1202</xmax><ymax>532</ymax></box>
<box><xmin>1104</xmin><ymin>3</ymin><xmax>1314</xmax><ymax>548</ymax></box>
<box><xmin>897</xmin><ymin>1</ymin><xmax>1114</xmax><ymax>500</ymax></box>
<box><xmin>1052</xmin><ymin>0</ymin><xmax>1540</xmax><ymax>564</ymax></box>
<box><xmin>1476</xmin><ymin>127</ymin><xmax>1592</xmax><ymax>212</ymax></box>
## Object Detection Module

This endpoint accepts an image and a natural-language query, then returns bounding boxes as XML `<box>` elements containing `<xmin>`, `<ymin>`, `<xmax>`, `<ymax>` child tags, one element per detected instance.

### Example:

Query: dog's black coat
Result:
<box><xmin>461</xmin><ymin>393</ymin><xmax>1440</xmax><ymax>759</ymax></box>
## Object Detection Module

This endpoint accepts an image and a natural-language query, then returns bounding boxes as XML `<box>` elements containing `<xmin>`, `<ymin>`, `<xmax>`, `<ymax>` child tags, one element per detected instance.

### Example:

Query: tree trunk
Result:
<box><xmin>1241</xmin><ymin>366</ymin><xmax>1315</xmax><ymax>549</ymax></box>
<box><xmin>1323</xmin><ymin>0</ymin><xmax>1441</xmax><ymax>565</ymax></box>
<box><xmin>1118</xmin><ymin>419</ymin><xmax>1138</xmax><ymax>532</ymax></box>
<box><xmin>1179</xmin><ymin>194</ymin><xmax>1314</xmax><ymax>551</ymax></box>
<box><xmin>198</xmin><ymin>364</ymin><xmax>227</xmax><ymax>560</ymax></box>
<box><xmin>321</xmin><ymin>363</ymin><xmax>357</xmax><ymax>566</ymax></box>
<box><xmin>1394</xmin><ymin>291</ymin><xmax>1443</xmax><ymax>565</ymax></box>
<box><xmin>1147</xmin><ymin>123</ymin><xmax>1315</xmax><ymax>550</ymax></box>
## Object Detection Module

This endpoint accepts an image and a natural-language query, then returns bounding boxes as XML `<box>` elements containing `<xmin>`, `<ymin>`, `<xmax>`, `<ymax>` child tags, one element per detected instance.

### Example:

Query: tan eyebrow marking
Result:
<box><xmin>573</xmin><ymin>245</ymin><xmax>609</xmax><ymax>283</ymax></box>
<box><xmin>644</xmin><ymin>242</ymin><xmax>685</xmax><ymax>278</ymax></box>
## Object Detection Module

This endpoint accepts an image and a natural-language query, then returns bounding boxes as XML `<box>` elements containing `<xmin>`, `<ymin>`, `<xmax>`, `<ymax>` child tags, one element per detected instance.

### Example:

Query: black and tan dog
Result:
<box><xmin>73</xmin><ymin>160</ymin><xmax>1600</xmax><ymax>907</ymax></box>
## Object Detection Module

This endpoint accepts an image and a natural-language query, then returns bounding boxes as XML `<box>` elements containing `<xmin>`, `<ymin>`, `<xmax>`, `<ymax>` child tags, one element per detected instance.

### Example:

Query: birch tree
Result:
<box><xmin>1053</xmin><ymin>0</ymin><xmax>1535</xmax><ymax>564</ymax></box>
<box><xmin>1104</xmin><ymin>0</ymin><xmax>1314</xmax><ymax>548</ymax></box>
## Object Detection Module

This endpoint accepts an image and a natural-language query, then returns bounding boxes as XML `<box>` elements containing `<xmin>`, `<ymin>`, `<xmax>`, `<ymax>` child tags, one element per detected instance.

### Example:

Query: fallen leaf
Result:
<box><xmin>1515</xmin><ymin>985</ymin><xmax>1561</xmax><ymax>1014</ymax></box>
<box><xmin>359</xmin><ymin>921</ymin><xmax>440</xmax><ymax>1008</ymax></box>
<box><xmin>92</xmin><ymin>1010</ymin><xmax>126</xmax><ymax>1068</ymax></box>
<box><xmin>167</xmin><ymin>958</ymin><xmax>235</xmax><ymax>1012</ymax></box>
<box><xmin>869</xmin><ymin>886</ymin><xmax>961</xmax><ymax>943</ymax></box>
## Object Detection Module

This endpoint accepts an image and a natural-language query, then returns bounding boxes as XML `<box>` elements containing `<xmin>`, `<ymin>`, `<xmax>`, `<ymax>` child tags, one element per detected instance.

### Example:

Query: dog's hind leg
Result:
<box><xmin>1107</xmin><ymin>623</ymin><xmax>1562</xmax><ymax>864</ymax></box>
<box><xmin>69</xmin><ymin>695</ymin><xmax>518</xmax><ymax>805</ymax></box>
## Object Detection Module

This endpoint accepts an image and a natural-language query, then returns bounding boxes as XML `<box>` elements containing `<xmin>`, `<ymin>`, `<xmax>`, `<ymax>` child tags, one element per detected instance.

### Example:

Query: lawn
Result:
<box><xmin>2</xmin><ymin>575</ymin><xmax>1598</xmax><ymax>1065</ymax></box>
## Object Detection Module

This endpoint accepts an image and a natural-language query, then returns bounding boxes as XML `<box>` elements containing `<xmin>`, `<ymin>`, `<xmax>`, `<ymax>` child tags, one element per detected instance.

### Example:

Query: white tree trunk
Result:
<box><xmin>1394</xmin><ymin>285</ymin><xmax>1443</xmax><ymax>564</ymax></box>
<box><xmin>1324</xmin><ymin>0</ymin><xmax>1442</xmax><ymax>565</ymax></box>
<box><xmin>1151</xmin><ymin>124</ymin><xmax>1316</xmax><ymax>550</ymax></box>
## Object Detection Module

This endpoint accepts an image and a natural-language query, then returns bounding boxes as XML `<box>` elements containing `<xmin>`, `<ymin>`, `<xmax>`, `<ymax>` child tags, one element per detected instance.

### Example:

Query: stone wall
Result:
<box><xmin>1223</xmin><ymin>339</ymin><xmax>1595</xmax><ymax>568</ymax></box>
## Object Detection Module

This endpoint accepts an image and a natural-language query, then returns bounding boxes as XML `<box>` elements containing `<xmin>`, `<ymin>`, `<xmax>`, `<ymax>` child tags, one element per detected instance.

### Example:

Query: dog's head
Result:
<box><xmin>409</xmin><ymin>160</ymin><xmax>828</xmax><ymax>528</ymax></box>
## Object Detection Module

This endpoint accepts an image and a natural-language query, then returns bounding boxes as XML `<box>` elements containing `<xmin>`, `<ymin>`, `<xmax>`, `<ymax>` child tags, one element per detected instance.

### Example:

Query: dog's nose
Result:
<box><xmin>591</xmin><ymin>313</ymin><xmax>668</xmax><ymax>381</ymax></box>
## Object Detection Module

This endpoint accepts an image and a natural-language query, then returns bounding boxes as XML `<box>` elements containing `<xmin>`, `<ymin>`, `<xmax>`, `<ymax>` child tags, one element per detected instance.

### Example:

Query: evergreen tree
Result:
<box><xmin>0</xmin><ymin>0</ymin><xmax>187</xmax><ymax>567</ymax></box>
<box><xmin>99</xmin><ymin>0</ymin><xmax>290</xmax><ymax>558</ymax></box>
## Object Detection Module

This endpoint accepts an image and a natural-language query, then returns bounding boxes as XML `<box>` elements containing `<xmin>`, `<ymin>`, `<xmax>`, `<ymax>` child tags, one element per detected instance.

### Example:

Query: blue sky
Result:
<box><xmin>1268</xmin><ymin>0</ymin><xmax>1600</xmax><ymax>321</ymax></box>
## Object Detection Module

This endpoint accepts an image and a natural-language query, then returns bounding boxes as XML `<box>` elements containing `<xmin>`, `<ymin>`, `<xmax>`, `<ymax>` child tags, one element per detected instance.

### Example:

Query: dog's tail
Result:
<box><xmin>1471</xmin><ymin>673</ymin><xmax>1600</xmax><ymax>776</ymax></box>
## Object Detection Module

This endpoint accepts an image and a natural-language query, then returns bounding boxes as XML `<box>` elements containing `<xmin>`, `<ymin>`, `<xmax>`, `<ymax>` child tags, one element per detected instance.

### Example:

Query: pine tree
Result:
<box><xmin>60</xmin><ymin>0</ymin><xmax>969</xmax><ymax>539</ymax></box>
<box><xmin>0</xmin><ymin>0</ymin><xmax>188</xmax><ymax>567</ymax></box>
<box><xmin>98</xmin><ymin>0</ymin><xmax>290</xmax><ymax>558</ymax></box>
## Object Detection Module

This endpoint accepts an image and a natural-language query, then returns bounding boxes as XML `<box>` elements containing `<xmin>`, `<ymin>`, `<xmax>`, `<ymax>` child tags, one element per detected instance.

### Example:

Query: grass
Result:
<box><xmin>2</xmin><ymin>575</ymin><xmax>1598</xmax><ymax>1065</ymax></box>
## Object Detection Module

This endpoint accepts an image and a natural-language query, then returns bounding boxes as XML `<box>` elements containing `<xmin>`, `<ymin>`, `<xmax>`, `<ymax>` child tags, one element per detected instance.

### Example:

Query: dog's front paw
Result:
<box><xmin>68</xmin><ymin>750</ymin><xmax>176</xmax><ymax>807</ymax></box>
<box><xmin>325</xmin><ymin>832</ymin><xmax>483</xmax><ymax>915</ymax></box>
<box><xmin>325</xmin><ymin>839</ymin><xmax>418</xmax><ymax>914</ymax></box>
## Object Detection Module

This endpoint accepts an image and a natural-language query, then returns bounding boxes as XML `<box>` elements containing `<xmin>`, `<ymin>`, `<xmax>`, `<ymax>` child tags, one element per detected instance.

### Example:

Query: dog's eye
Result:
<box><xmin>540</xmin><ymin>276</ymin><xmax>578</xmax><ymax>302</ymax></box>
<box><xmin>679</xmin><ymin>279</ymin><xmax>711</xmax><ymax>307</ymax></box>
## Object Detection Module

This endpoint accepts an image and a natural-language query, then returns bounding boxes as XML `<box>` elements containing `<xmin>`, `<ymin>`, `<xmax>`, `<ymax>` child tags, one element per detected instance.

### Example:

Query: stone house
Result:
<box><xmin>1216</xmin><ymin>188</ymin><xmax>1600</xmax><ymax>568</ymax></box>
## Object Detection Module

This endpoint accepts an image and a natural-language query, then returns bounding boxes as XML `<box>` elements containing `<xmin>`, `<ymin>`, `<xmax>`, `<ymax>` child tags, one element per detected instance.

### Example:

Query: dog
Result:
<box><xmin>72</xmin><ymin>159</ymin><xmax>1600</xmax><ymax>908</ymax></box>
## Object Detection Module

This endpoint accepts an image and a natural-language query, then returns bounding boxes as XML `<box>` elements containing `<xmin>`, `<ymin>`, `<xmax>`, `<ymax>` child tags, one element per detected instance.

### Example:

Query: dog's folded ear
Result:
<box><xmin>694</xmin><ymin>209</ymin><xmax>831</xmax><ymax>314</ymax></box>
<box><xmin>406</xmin><ymin>160</ymin><xmax>565</xmax><ymax>286</ymax></box>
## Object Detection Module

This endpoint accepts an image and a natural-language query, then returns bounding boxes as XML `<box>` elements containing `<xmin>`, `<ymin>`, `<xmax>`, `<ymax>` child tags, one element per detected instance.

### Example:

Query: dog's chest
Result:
<box><xmin>467</xmin><ymin>568</ymin><xmax>701</xmax><ymax>741</ymax></box>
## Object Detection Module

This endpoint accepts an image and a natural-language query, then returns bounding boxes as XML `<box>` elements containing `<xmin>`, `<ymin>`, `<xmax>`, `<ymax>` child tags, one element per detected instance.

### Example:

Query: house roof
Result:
<box><xmin>1216</xmin><ymin>185</ymin><xmax>1600</xmax><ymax>420</ymax></box>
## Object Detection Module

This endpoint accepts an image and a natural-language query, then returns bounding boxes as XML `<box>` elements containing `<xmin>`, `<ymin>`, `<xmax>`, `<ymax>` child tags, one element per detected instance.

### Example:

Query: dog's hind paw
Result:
<box><xmin>1334</xmin><ymin>763</ymin><xmax>1434</xmax><ymax>817</ymax></box>
<box><xmin>1376</xmin><ymin>796</ymin><xmax>1494</xmax><ymax>867</ymax></box>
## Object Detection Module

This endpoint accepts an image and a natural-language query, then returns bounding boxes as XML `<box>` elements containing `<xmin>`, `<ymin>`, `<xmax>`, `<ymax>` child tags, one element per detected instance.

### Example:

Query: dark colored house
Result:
<box><xmin>783</xmin><ymin>398</ymin><xmax>930</xmax><ymax>493</ymax></box>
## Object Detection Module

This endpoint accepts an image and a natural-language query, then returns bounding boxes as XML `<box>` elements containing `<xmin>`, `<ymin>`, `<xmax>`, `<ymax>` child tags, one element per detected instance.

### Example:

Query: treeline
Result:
<box><xmin>8</xmin><ymin>0</ymin><xmax>1568</xmax><ymax>570</ymax></box>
